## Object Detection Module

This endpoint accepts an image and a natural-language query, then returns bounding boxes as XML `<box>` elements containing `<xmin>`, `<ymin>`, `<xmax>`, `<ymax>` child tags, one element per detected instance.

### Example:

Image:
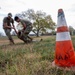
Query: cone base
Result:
<box><xmin>55</xmin><ymin>40</ymin><xmax>75</xmax><ymax>67</ymax></box>
<box><xmin>52</xmin><ymin>61</ymin><xmax>75</xmax><ymax>71</ymax></box>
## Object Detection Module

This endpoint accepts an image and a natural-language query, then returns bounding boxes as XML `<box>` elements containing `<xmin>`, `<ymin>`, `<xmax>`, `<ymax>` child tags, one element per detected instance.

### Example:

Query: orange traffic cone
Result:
<box><xmin>54</xmin><ymin>9</ymin><xmax>75</xmax><ymax>68</ymax></box>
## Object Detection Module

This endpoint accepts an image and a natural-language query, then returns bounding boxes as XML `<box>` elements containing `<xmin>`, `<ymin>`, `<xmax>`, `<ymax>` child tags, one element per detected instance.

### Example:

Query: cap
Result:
<box><xmin>8</xmin><ymin>13</ymin><xmax>12</xmax><ymax>17</ymax></box>
<box><xmin>14</xmin><ymin>16</ymin><xmax>19</xmax><ymax>21</ymax></box>
<box><xmin>58</xmin><ymin>9</ymin><xmax>63</xmax><ymax>13</ymax></box>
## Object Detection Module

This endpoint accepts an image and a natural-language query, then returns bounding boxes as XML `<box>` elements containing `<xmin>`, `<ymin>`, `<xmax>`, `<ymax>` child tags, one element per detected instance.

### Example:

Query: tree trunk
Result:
<box><xmin>37</xmin><ymin>29</ymin><xmax>39</xmax><ymax>37</ymax></box>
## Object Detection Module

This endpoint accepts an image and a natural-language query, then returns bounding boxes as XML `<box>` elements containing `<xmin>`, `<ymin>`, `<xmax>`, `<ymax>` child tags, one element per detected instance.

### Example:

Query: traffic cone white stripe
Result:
<box><xmin>57</xmin><ymin>16</ymin><xmax>67</xmax><ymax>27</ymax></box>
<box><xmin>56</xmin><ymin>32</ymin><xmax>71</xmax><ymax>41</ymax></box>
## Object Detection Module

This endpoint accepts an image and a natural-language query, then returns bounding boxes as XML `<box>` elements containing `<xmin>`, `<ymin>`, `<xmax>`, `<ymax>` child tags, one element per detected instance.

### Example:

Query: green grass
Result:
<box><xmin>0</xmin><ymin>36</ymin><xmax>75</xmax><ymax>75</ymax></box>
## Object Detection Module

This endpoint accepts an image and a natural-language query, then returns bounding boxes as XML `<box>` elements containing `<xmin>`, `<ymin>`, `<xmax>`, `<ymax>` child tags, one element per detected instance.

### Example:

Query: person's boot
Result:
<box><xmin>9</xmin><ymin>39</ymin><xmax>15</xmax><ymax>45</ymax></box>
<box><xmin>27</xmin><ymin>36</ymin><xmax>33</xmax><ymax>41</ymax></box>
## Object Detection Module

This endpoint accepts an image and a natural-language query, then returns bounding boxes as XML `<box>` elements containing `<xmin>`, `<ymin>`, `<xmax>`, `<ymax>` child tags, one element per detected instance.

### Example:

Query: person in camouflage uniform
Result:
<box><xmin>14</xmin><ymin>16</ymin><xmax>33</xmax><ymax>43</ymax></box>
<box><xmin>3</xmin><ymin>13</ymin><xmax>15</xmax><ymax>44</ymax></box>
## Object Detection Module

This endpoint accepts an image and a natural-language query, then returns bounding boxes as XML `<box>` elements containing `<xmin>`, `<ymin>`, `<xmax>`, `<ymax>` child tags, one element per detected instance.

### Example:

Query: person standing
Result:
<box><xmin>3</xmin><ymin>13</ymin><xmax>15</xmax><ymax>44</ymax></box>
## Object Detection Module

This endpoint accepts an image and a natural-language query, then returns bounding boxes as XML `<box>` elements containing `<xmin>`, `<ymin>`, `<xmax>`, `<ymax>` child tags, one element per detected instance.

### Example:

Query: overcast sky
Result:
<box><xmin>0</xmin><ymin>0</ymin><xmax>75</xmax><ymax>34</ymax></box>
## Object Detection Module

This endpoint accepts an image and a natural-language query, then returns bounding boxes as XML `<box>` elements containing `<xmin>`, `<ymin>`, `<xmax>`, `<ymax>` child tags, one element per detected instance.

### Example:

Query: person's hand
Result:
<box><xmin>22</xmin><ymin>29</ymin><xmax>24</xmax><ymax>32</ymax></box>
<box><xmin>12</xmin><ymin>27</ymin><xmax>15</xmax><ymax>29</ymax></box>
<box><xmin>12</xmin><ymin>24</ymin><xmax>15</xmax><ymax>27</ymax></box>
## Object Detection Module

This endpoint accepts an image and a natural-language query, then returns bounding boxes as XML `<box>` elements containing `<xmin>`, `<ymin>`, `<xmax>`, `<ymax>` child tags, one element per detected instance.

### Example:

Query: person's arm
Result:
<box><xmin>12</xmin><ymin>25</ymin><xmax>18</xmax><ymax>34</ymax></box>
<box><xmin>3</xmin><ymin>17</ymin><xmax>14</xmax><ymax>29</ymax></box>
<box><xmin>11</xmin><ymin>18</ymin><xmax>18</xmax><ymax>34</ymax></box>
<box><xmin>21</xmin><ymin>21</ymin><xmax>26</xmax><ymax>30</ymax></box>
<box><xmin>3</xmin><ymin>23</ymin><xmax>14</xmax><ymax>29</ymax></box>
<box><xmin>14</xmin><ymin>28</ymin><xmax>18</xmax><ymax>34</ymax></box>
<box><xmin>23</xmin><ymin>23</ymin><xmax>26</xmax><ymax>30</ymax></box>
<box><xmin>11</xmin><ymin>18</ymin><xmax>15</xmax><ymax>27</ymax></box>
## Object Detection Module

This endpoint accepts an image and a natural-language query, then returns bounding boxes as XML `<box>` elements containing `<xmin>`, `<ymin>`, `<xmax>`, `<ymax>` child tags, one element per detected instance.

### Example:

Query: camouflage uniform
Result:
<box><xmin>3</xmin><ymin>17</ymin><xmax>14</xmax><ymax>44</ymax></box>
<box><xmin>17</xmin><ymin>19</ymin><xmax>33</xmax><ymax>43</ymax></box>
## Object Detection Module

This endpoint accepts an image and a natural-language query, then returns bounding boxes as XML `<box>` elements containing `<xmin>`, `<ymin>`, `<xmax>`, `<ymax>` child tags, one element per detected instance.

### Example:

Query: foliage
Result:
<box><xmin>69</xmin><ymin>26</ymin><xmax>75</xmax><ymax>35</ymax></box>
<box><xmin>16</xmin><ymin>9</ymin><xmax>56</xmax><ymax>36</ymax></box>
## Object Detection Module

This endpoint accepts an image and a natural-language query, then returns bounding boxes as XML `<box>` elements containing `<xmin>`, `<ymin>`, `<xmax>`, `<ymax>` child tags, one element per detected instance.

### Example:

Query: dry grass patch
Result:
<box><xmin>24</xmin><ymin>53</ymin><xmax>42</xmax><ymax>60</ymax></box>
<box><xmin>0</xmin><ymin>36</ymin><xmax>75</xmax><ymax>75</ymax></box>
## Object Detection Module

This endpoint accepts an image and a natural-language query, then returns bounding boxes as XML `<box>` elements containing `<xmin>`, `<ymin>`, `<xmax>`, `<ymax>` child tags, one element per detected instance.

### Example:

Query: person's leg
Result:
<box><xmin>24</xmin><ymin>25</ymin><xmax>32</xmax><ymax>34</ymax></box>
<box><xmin>18</xmin><ymin>25</ymin><xmax>33</xmax><ymax>43</ymax></box>
<box><xmin>27</xmin><ymin>35</ymin><xmax>33</xmax><ymax>41</ymax></box>
<box><xmin>4</xmin><ymin>29</ymin><xmax>14</xmax><ymax>44</ymax></box>
<box><xmin>19</xmin><ymin>32</ymin><xmax>32</xmax><ymax>43</ymax></box>
<box><xmin>21</xmin><ymin>32</ymin><xmax>29</xmax><ymax>43</ymax></box>
<box><xmin>17</xmin><ymin>31</ymin><xmax>28</xmax><ymax>43</ymax></box>
<box><xmin>24</xmin><ymin>25</ymin><xmax>33</xmax><ymax>41</ymax></box>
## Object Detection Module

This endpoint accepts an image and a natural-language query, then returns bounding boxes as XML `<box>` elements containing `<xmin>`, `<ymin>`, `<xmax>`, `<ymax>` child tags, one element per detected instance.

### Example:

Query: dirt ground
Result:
<box><xmin>0</xmin><ymin>39</ymin><xmax>23</xmax><ymax>45</ymax></box>
<box><xmin>0</xmin><ymin>36</ymin><xmax>53</xmax><ymax>45</ymax></box>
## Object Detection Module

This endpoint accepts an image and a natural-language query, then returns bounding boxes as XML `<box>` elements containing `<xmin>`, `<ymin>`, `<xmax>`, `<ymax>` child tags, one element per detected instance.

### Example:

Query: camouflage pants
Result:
<box><xmin>4</xmin><ymin>29</ymin><xmax>14</xmax><ymax>43</ymax></box>
<box><xmin>17</xmin><ymin>25</ymin><xmax>33</xmax><ymax>42</ymax></box>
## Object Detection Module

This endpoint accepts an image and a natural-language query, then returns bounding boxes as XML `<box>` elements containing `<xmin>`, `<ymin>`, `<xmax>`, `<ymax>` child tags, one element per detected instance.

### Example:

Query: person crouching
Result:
<box><xmin>14</xmin><ymin>16</ymin><xmax>33</xmax><ymax>43</ymax></box>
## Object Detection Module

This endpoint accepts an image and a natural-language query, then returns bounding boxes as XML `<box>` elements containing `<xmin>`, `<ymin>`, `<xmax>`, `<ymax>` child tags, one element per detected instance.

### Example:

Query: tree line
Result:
<box><xmin>0</xmin><ymin>9</ymin><xmax>75</xmax><ymax>37</ymax></box>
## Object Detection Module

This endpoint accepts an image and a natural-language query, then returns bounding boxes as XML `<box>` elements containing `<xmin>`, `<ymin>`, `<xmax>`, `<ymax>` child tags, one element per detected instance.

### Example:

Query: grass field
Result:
<box><xmin>0</xmin><ymin>35</ymin><xmax>75</xmax><ymax>75</ymax></box>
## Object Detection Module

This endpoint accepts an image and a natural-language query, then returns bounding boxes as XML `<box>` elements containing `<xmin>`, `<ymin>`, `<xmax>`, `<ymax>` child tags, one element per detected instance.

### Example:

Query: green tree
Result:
<box><xmin>69</xmin><ymin>26</ymin><xmax>75</xmax><ymax>35</ymax></box>
<box><xmin>16</xmin><ymin>9</ymin><xmax>56</xmax><ymax>36</ymax></box>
